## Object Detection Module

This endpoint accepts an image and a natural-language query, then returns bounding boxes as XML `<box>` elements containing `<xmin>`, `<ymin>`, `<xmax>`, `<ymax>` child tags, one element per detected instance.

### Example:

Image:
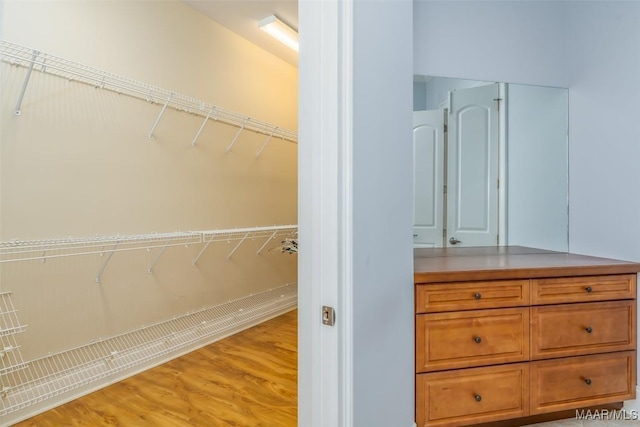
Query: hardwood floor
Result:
<box><xmin>13</xmin><ymin>311</ymin><xmax>297</xmax><ymax>427</ymax></box>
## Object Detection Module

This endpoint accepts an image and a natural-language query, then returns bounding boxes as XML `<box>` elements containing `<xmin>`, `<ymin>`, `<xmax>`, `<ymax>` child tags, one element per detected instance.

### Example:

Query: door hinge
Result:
<box><xmin>497</xmin><ymin>178</ymin><xmax>500</xmax><ymax>189</ymax></box>
<box><xmin>443</xmin><ymin>124</ymin><xmax>448</xmax><ymax>133</ymax></box>
<box><xmin>443</xmin><ymin>185</ymin><xmax>447</xmax><ymax>194</ymax></box>
<box><xmin>494</xmin><ymin>98</ymin><xmax>502</xmax><ymax>111</ymax></box>
<box><xmin>322</xmin><ymin>306</ymin><xmax>335</xmax><ymax>326</ymax></box>
<box><xmin>497</xmin><ymin>234</ymin><xmax>500</xmax><ymax>245</ymax></box>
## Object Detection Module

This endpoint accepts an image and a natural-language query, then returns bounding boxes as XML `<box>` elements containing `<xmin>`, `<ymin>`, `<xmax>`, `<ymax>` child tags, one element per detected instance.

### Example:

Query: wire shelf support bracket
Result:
<box><xmin>13</xmin><ymin>49</ymin><xmax>39</xmax><ymax>116</ymax></box>
<box><xmin>95</xmin><ymin>241</ymin><xmax>119</xmax><ymax>284</ymax></box>
<box><xmin>256</xmin><ymin>230</ymin><xmax>279</xmax><ymax>255</ymax></box>
<box><xmin>1</xmin><ymin>40</ymin><xmax>298</xmax><ymax>150</ymax></box>
<box><xmin>148</xmin><ymin>93</ymin><xmax>173</xmax><ymax>140</ymax></box>
<box><xmin>225</xmin><ymin>119</ymin><xmax>248</xmax><ymax>153</ymax></box>
<box><xmin>226</xmin><ymin>232</ymin><xmax>249</xmax><ymax>259</ymax></box>
<box><xmin>147</xmin><ymin>243</ymin><xmax>169</xmax><ymax>274</ymax></box>
<box><xmin>191</xmin><ymin>107</ymin><xmax>215</xmax><ymax>148</ymax></box>
<box><xmin>256</xmin><ymin>128</ymin><xmax>276</xmax><ymax>158</ymax></box>
<box><xmin>192</xmin><ymin>234</ymin><xmax>214</xmax><ymax>267</ymax></box>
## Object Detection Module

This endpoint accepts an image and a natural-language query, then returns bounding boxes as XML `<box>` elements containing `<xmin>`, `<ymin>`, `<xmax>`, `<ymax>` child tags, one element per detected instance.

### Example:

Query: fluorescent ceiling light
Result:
<box><xmin>258</xmin><ymin>15</ymin><xmax>299</xmax><ymax>52</ymax></box>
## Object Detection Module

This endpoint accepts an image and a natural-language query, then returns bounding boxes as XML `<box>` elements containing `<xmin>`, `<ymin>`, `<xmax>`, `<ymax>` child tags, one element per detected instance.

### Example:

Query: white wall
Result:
<box><xmin>565</xmin><ymin>1</ymin><xmax>640</xmax><ymax>261</ymax></box>
<box><xmin>414</xmin><ymin>0</ymin><xmax>569</xmax><ymax>88</ymax></box>
<box><xmin>352</xmin><ymin>1</ymin><xmax>414</xmax><ymax>425</ymax></box>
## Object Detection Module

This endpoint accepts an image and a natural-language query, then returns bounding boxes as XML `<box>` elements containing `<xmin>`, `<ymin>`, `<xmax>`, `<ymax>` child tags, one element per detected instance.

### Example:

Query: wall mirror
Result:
<box><xmin>413</xmin><ymin>76</ymin><xmax>568</xmax><ymax>251</ymax></box>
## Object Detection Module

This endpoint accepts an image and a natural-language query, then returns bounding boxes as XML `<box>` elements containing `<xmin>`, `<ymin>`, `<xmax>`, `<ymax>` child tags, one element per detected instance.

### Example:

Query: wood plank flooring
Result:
<box><xmin>13</xmin><ymin>310</ymin><xmax>297</xmax><ymax>427</ymax></box>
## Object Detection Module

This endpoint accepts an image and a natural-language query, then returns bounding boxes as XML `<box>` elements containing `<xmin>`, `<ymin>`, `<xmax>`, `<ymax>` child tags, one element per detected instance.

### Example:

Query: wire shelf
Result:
<box><xmin>0</xmin><ymin>231</ymin><xmax>203</xmax><ymax>263</ymax></box>
<box><xmin>0</xmin><ymin>225</ymin><xmax>297</xmax><ymax>264</ymax></box>
<box><xmin>0</xmin><ymin>40</ymin><xmax>298</xmax><ymax>144</ymax></box>
<box><xmin>0</xmin><ymin>294</ymin><xmax>29</xmax><ymax>401</ymax></box>
<box><xmin>0</xmin><ymin>293</ymin><xmax>27</xmax><ymax>338</ymax></box>
<box><xmin>0</xmin><ymin>283</ymin><xmax>297</xmax><ymax>417</ymax></box>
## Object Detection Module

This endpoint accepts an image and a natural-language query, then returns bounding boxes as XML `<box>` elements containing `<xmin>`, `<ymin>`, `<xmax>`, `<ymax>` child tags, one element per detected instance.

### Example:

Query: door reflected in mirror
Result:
<box><xmin>413</xmin><ymin>76</ymin><xmax>568</xmax><ymax>252</ymax></box>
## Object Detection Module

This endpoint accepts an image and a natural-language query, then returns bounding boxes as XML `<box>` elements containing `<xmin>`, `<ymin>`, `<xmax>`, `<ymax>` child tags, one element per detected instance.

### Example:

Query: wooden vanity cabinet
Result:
<box><xmin>414</xmin><ymin>248</ymin><xmax>640</xmax><ymax>427</ymax></box>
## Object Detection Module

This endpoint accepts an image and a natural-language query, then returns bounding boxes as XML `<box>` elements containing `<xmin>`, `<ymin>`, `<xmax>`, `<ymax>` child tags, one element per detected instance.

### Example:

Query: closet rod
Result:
<box><xmin>1</xmin><ymin>40</ymin><xmax>298</xmax><ymax>144</ymax></box>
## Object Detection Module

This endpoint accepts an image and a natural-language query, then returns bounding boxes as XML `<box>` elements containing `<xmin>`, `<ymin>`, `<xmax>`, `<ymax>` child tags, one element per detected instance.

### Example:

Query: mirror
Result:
<box><xmin>413</xmin><ymin>76</ymin><xmax>568</xmax><ymax>252</ymax></box>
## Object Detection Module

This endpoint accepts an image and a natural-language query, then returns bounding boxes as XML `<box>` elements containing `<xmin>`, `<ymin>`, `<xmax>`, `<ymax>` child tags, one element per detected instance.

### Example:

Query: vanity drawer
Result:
<box><xmin>416</xmin><ymin>308</ymin><xmax>529</xmax><ymax>372</ymax></box>
<box><xmin>531</xmin><ymin>274</ymin><xmax>636</xmax><ymax>305</ymax></box>
<box><xmin>416</xmin><ymin>363</ymin><xmax>529</xmax><ymax>427</ymax></box>
<box><xmin>416</xmin><ymin>280</ymin><xmax>529</xmax><ymax>313</ymax></box>
<box><xmin>531</xmin><ymin>301</ymin><xmax>635</xmax><ymax>359</ymax></box>
<box><xmin>530</xmin><ymin>351</ymin><xmax>636</xmax><ymax>414</ymax></box>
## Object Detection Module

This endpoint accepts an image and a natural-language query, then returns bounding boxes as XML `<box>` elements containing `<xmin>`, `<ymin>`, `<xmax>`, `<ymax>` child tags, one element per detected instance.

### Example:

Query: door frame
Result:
<box><xmin>299</xmin><ymin>1</ymin><xmax>415</xmax><ymax>426</ymax></box>
<box><xmin>298</xmin><ymin>0</ymin><xmax>354</xmax><ymax>425</ymax></box>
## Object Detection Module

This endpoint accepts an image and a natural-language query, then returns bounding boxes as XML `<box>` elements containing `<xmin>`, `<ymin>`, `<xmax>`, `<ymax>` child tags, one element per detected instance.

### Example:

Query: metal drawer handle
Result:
<box><xmin>473</xmin><ymin>336</ymin><xmax>482</xmax><ymax>344</ymax></box>
<box><xmin>474</xmin><ymin>394</ymin><xmax>482</xmax><ymax>402</ymax></box>
<box><xmin>585</xmin><ymin>286</ymin><xmax>593</xmax><ymax>293</ymax></box>
<box><xmin>585</xmin><ymin>326</ymin><xmax>593</xmax><ymax>334</ymax></box>
<box><xmin>585</xmin><ymin>378</ymin><xmax>592</xmax><ymax>386</ymax></box>
<box><xmin>474</xmin><ymin>293</ymin><xmax>482</xmax><ymax>300</ymax></box>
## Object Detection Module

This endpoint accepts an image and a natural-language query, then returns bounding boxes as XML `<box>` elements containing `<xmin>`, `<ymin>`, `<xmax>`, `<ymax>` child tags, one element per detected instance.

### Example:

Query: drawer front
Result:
<box><xmin>416</xmin><ymin>308</ymin><xmax>529</xmax><ymax>372</ymax></box>
<box><xmin>531</xmin><ymin>301</ymin><xmax>636</xmax><ymax>359</ymax></box>
<box><xmin>416</xmin><ymin>280</ymin><xmax>530</xmax><ymax>313</ymax></box>
<box><xmin>532</xmin><ymin>274</ymin><xmax>636</xmax><ymax>305</ymax></box>
<box><xmin>530</xmin><ymin>351</ymin><xmax>636</xmax><ymax>414</ymax></box>
<box><xmin>416</xmin><ymin>363</ymin><xmax>529</xmax><ymax>427</ymax></box>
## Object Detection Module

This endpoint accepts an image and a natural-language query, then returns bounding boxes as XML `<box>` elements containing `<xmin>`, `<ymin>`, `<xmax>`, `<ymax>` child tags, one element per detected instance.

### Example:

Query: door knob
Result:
<box><xmin>449</xmin><ymin>237</ymin><xmax>462</xmax><ymax>245</ymax></box>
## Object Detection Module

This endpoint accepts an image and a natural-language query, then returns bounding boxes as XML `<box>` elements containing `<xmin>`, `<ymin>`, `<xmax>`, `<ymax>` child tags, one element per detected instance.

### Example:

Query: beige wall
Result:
<box><xmin>0</xmin><ymin>1</ymin><xmax>297</xmax><ymax>359</ymax></box>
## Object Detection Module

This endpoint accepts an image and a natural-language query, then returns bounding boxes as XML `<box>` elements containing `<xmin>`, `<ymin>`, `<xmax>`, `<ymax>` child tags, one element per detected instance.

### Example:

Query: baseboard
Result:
<box><xmin>2</xmin><ymin>283</ymin><xmax>297</xmax><ymax>426</ymax></box>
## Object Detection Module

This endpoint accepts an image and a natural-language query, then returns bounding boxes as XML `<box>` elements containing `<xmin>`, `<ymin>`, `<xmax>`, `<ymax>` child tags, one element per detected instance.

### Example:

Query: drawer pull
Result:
<box><xmin>585</xmin><ymin>326</ymin><xmax>593</xmax><ymax>334</ymax></box>
<box><xmin>474</xmin><ymin>394</ymin><xmax>482</xmax><ymax>402</ymax></box>
<box><xmin>473</xmin><ymin>336</ymin><xmax>482</xmax><ymax>344</ymax></box>
<box><xmin>474</xmin><ymin>293</ymin><xmax>482</xmax><ymax>300</ymax></box>
<box><xmin>585</xmin><ymin>286</ymin><xmax>593</xmax><ymax>293</ymax></box>
<box><xmin>584</xmin><ymin>378</ymin><xmax>592</xmax><ymax>386</ymax></box>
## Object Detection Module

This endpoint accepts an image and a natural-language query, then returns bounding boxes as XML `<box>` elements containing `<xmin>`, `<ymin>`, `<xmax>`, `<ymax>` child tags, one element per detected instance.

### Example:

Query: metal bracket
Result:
<box><xmin>227</xmin><ymin>233</ymin><xmax>249</xmax><ymax>259</ymax></box>
<box><xmin>14</xmin><ymin>50</ymin><xmax>40</xmax><ymax>116</ymax></box>
<box><xmin>225</xmin><ymin>119</ymin><xmax>248</xmax><ymax>153</ymax></box>
<box><xmin>96</xmin><ymin>242</ymin><xmax>119</xmax><ymax>283</ymax></box>
<box><xmin>256</xmin><ymin>128</ymin><xmax>276</xmax><ymax>158</ymax></box>
<box><xmin>192</xmin><ymin>234</ymin><xmax>214</xmax><ymax>266</ymax></box>
<box><xmin>191</xmin><ymin>107</ymin><xmax>214</xmax><ymax>147</ymax></box>
<box><xmin>148</xmin><ymin>93</ymin><xmax>173</xmax><ymax>139</ymax></box>
<box><xmin>147</xmin><ymin>243</ymin><xmax>169</xmax><ymax>273</ymax></box>
<box><xmin>256</xmin><ymin>230</ymin><xmax>278</xmax><ymax>255</ymax></box>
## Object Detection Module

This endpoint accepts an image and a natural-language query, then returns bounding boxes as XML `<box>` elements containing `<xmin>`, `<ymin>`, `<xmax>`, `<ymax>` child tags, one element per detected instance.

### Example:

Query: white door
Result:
<box><xmin>446</xmin><ymin>83</ymin><xmax>500</xmax><ymax>247</ymax></box>
<box><xmin>413</xmin><ymin>110</ymin><xmax>445</xmax><ymax>247</ymax></box>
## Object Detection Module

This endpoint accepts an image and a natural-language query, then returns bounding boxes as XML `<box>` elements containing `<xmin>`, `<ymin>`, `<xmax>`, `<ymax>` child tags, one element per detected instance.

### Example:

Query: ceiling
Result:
<box><xmin>184</xmin><ymin>0</ymin><xmax>299</xmax><ymax>67</ymax></box>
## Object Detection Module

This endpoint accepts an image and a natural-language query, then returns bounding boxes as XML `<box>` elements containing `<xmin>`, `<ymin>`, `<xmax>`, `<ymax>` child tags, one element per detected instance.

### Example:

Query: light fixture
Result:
<box><xmin>258</xmin><ymin>15</ymin><xmax>299</xmax><ymax>52</ymax></box>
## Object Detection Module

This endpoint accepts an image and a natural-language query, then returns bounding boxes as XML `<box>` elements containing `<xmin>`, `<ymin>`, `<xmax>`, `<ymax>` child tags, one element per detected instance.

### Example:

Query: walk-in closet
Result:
<box><xmin>0</xmin><ymin>1</ymin><xmax>298</xmax><ymax>424</ymax></box>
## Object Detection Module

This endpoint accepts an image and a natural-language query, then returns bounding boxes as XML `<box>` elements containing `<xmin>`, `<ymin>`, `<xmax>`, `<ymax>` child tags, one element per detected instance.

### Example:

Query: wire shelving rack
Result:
<box><xmin>0</xmin><ymin>40</ymin><xmax>298</xmax><ymax>153</ymax></box>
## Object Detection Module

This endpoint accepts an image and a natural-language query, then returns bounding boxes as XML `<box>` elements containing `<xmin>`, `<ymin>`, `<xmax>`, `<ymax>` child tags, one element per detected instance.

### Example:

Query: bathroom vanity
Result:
<box><xmin>414</xmin><ymin>247</ymin><xmax>640</xmax><ymax>427</ymax></box>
